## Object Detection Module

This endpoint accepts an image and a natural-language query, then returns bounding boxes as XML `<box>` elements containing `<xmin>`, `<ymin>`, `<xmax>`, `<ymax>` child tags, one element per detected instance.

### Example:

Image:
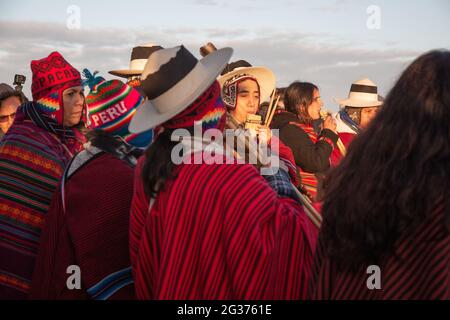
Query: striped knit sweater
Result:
<box><xmin>309</xmin><ymin>199</ymin><xmax>449</xmax><ymax>299</ymax></box>
<box><xmin>0</xmin><ymin>109</ymin><xmax>83</xmax><ymax>299</ymax></box>
<box><xmin>130</xmin><ymin>153</ymin><xmax>318</xmax><ymax>300</ymax></box>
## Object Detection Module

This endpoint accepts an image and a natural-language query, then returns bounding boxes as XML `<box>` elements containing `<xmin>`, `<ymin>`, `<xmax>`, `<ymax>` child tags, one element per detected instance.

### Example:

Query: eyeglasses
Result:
<box><xmin>0</xmin><ymin>112</ymin><xmax>16</xmax><ymax>123</ymax></box>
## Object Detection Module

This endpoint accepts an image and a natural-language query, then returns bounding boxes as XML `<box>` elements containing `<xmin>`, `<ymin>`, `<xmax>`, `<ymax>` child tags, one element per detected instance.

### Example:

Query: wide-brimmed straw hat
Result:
<box><xmin>129</xmin><ymin>45</ymin><xmax>233</xmax><ymax>133</ymax></box>
<box><xmin>335</xmin><ymin>78</ymin><xmax>383</xmax><ymax>108</ymax></box>
<box><xmin>109</xmin><ymin>43</ymin><xmax>163</xmax><ymax>78</ymax></box>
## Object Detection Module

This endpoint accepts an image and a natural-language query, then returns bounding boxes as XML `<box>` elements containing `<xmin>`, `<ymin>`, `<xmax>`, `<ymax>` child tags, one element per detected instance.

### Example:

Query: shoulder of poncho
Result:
<box><xmin>334</xmin><ymin>112</ymin><xmax>358</xmax><ymax>134</ymax></box>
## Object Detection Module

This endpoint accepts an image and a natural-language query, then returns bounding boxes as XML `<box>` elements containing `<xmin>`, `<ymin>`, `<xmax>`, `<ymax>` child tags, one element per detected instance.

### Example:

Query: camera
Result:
<box><xmin>13</xmin><ymin>74</ymin><xmax>26</xmax><ymax>91</ymax></box>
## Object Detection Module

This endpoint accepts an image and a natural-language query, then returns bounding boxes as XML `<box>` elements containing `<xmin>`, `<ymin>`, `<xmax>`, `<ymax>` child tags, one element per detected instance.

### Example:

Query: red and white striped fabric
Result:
<box><xmin>309</xmin><ymin>199</ymin><xmax>449</xmax><ymax>300</ymax></box>
<box><xmin>129</xmin><ymin>153</ymin><xmax>319</xmax><ymax>300</ymax></box>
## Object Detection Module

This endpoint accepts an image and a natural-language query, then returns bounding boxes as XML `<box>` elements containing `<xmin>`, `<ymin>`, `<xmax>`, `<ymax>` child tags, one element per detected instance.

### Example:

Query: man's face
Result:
<box><xmin>62</xmin><ymin>86</ymin><xmax>85</xmax><ymax>127</ymax></box>
<box><xmin>0</xmin><ymin>96</ymin><xmax>21</xmax><ymax>133</ymax></box>
<box><xmin>360</xmin><ymin>106</ymin><xmax>379</xmax><ymax>129</ymax></box>
<box><xmin>230</xmin><ymin>79</ymin><xmax>260</xmax><ymax>124</ymax></box>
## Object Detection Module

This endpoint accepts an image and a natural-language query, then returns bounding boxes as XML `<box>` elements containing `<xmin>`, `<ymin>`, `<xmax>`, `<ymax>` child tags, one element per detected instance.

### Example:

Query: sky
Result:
<box><xmin>1</xmin><ymin>0</ymin><xmax>449</xmax><ymax>110</ymax></box>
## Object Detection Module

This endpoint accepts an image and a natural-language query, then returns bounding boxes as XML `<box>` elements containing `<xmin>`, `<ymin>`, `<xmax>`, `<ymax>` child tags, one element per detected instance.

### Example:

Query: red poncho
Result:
<box><xmin>130</xmin><ymin>152</ymin><xmax>318</xmax><ymax>300</ymax></box>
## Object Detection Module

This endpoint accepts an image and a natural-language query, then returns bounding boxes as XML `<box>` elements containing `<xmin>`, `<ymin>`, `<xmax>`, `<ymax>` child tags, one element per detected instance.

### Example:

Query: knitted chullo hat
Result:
<box><xmin>83</xmin><ymin>69</ymin><xmax>152</xmax><ymax>148</ymax></box>
<box><xmin>0</xmin><ymin>83</ymin><xmax>15</xmax><ymax>97</ymax></box>
<box><xmin>31</xmin><ymin>51</ymin><xmax>83</xmax><ymax>125</ymax></box>
<box><xmin>161</xmin><ymin>80</ymin><xmax>226</xmax><ymax>133</ymax></box>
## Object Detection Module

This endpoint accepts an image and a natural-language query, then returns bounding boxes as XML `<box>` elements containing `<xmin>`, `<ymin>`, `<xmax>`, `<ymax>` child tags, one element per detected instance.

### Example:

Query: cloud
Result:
<box><xmin>0</xmin><ymin>20</ymin><xmax>422</xmax><ymax>110</ymax></box>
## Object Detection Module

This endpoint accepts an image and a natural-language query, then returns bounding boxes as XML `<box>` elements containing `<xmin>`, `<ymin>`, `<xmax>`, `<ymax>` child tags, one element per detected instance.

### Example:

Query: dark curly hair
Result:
<box><xmin>320</xmin><ymin>50</ymin><xmax>450</xmax><ymax>271</ymax></box>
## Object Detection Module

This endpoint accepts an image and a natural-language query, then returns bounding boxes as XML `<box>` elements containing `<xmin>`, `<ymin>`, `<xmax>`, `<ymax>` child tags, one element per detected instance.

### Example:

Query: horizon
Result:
<box><xmin>1</xmin><ymin>0</ymin><xmax>449</xmax><ymax>110</ymax></box>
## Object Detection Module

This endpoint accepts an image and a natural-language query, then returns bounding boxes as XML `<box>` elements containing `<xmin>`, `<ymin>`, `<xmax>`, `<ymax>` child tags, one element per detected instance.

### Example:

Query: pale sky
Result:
<box><xmin>1</xmin><ymin>0</ymin><xmax>449</xmax><ymax>110</ymax></box>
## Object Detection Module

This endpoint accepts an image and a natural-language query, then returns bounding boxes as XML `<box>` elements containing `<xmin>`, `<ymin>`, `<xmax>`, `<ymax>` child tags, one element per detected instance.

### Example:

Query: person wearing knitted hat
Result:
<box><xmin>127</xmin><ymin>45</ymin><xmax>317</xmax><ymax>299</ymax></box>
<box><xmin>330</xmin><ymin>78</ymin><xmax>383</xmax><ymax>166</ymax></box>
<box><xmin>0</xmin><ymin>51</ymin><xmax>86</xmax><ymax>299</ymax></box>
<box><xmin>29</xmin><ymin>70</ymin><xmax>150</xmax><ymax>300</ymax></box>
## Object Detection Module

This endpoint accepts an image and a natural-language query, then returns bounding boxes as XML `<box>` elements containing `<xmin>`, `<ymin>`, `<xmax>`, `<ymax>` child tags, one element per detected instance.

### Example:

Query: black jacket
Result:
<box><xmin>271</xmin><ymin>111</ymin><xmax>338</xmax><ymax>173</ymax></box>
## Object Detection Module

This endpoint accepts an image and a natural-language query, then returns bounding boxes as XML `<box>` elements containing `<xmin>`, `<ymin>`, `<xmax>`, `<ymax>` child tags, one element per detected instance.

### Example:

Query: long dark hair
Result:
<box><xmin>321</xmin><ymin>50</ymin><xmax>450</xmax><ymax>271</ymax></box>
<box><xmin>141</xmin><ymin>127</ymin><xmax>197</xmax><ymax>198</ymax></box>
<box><xmin>284</xmin><ymin>81</ymin><xmax>318</xmax><ymax>124</ymax></box>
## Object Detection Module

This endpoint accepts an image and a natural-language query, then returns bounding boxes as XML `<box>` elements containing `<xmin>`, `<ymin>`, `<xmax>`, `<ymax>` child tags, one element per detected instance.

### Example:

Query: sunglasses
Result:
<box><xmin>0</xmin><ymin>112</ymin><xmax>16</xmax><ymax>123</ymax></box>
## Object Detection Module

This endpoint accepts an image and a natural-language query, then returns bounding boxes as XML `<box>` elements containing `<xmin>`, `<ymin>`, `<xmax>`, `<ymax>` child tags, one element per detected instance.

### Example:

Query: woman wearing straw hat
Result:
<box><xmin>127</xmin><ymin>45</ymin><xmax>317</xmax><ymax>299</ymax></box>
<box><xmin>330</xmin><ymin>78</ymin><xmax>383</xmax><ymax>166</ymax></box>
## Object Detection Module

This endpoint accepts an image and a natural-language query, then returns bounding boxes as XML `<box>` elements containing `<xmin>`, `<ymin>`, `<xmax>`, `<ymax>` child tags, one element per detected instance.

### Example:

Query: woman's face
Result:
<box><xmin>230</xmin><ymin>79</ymin><xmax>260</xmax><ymax>124</ymax></box>
<box><xmin>306</xmin><ymin>89</ymin><xmax>323</xmax><ymax>120</ymax></box>
<box><xmin>0</xmin><ymin>96</ymin><xmax>21</xmax><ymax>133</ymax></box>
<box><xmin>359</xmin><ymin>106</ymin><xmax>379</xmax><ymax>129</ymax></box>
<box><xmin>62</xmin><ymin>86</ymin><xmax>85</xmax><ymax>127</ymax></box>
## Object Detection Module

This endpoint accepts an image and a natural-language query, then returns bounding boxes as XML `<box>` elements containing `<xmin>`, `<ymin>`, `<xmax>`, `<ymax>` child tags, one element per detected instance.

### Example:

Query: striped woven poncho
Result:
<box><xmin>130</xmin><ymin>151</ymin><xmax>318</xmax><ymax>300</ymax></box>
<box><xmin>0</xmin><ymin>103</ymin><xmax>84</xmax><ymax>299</ymax></box>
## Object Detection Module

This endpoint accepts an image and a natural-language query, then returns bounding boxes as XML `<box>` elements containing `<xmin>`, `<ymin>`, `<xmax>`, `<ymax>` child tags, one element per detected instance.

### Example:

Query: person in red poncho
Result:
<box><xmin>330</xmin><ymin>78</ymin><xmax>383</xmax><ymax>166</ymax></box>
<box><xmin>0</xmin><ymin>52</ymin><xmax>86</xmax><ymax>299</ymax></box>
<box><xmin>29</xmin><ymin>70</ymin><xmax>153</xmax><ymax>300</ymax></box>
<box><xmin>309</xmin><ymin>50</ymin><xmax>450</xmax><ymax>300</ymax></box>
<box><xmin>127</xmin><ymin>45</ymin><xmax>317</xmax><ymax>300</ymax></box>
